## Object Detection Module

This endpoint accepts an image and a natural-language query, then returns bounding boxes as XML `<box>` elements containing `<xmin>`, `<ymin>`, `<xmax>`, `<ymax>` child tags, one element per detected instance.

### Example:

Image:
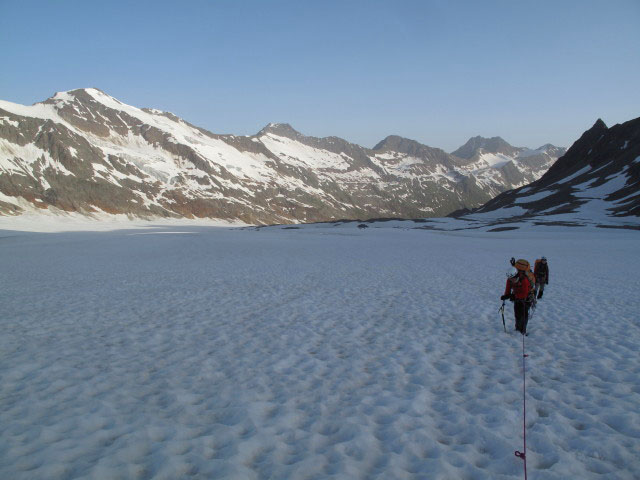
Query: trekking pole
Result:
<box><xmin>499</xmin><ymin>301</ymin><xmax>506</xmax><ymax>332</ymax></box>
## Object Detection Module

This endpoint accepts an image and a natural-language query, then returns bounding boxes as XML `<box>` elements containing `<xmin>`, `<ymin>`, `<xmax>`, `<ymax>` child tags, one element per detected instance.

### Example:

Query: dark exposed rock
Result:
<box><xmin>487</xmin><ymin>226</ymin><xmax>520</xmax><ymax>232</ymax></box>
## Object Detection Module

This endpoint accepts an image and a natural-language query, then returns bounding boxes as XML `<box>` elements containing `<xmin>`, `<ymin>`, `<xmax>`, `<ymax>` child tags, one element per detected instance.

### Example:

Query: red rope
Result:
<box><xmin>514</xmin><ymin>333</ymin><xmax>528</xmax><ymax>479</ymax></box>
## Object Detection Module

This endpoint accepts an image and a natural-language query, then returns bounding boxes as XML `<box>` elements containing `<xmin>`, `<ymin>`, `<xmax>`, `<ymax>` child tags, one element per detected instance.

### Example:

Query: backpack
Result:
<box><xmin>513</xmin><ymin>259</ymin><xmax>536</xmax><ymax>303</ymax></box>
<box><xmin>526</xmin><ymin>269</ymin><xmax>536</xmax><ymax>290</ymax></box>
<box><xmin>526</xmin><ymin>269</ymin><xmax>536</xmax><ymax>302</ymax></box>
<box><xmin>514</xmin><ymin>259</ymin><xmax>536</xmax><ymax>291</ymax></box>
<box><xmin>534</xmin><ymin>259</ymin><xmax>548</xmax><ymax>280</ymax></box>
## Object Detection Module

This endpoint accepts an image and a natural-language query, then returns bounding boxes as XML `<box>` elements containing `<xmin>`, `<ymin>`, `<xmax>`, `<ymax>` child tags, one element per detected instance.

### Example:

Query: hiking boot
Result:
<box><xmin>537</xmin><ymin>291</ymin><xmax>543</xmax><ymax>299</ymax></box>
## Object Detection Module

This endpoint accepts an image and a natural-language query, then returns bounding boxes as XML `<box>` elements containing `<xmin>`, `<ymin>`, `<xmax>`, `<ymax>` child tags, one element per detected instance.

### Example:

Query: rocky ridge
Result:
<box><xmin>0</xmin><ymin>88</ymin><xmax>564</xmax><ymax>224</ymax></box>
<box><xmin>452</xmin><ymin>117</ymin><xmax>640</xmax><ymax>227</ymax></box>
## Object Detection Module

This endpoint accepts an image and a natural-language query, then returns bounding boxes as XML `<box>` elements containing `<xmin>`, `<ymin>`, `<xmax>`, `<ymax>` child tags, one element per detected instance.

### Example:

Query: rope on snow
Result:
<box><xmin>514</xmin><ymin>332</ymin><xmax>528</xmax><ymax>480</ymax></box>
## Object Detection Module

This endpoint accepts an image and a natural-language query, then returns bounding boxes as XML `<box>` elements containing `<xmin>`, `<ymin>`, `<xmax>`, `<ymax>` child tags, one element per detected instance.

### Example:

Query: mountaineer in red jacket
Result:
<box><xmin>501</xmin><ymin>259</ymin><xmax>532</xmax><ymax>335</ymax></box>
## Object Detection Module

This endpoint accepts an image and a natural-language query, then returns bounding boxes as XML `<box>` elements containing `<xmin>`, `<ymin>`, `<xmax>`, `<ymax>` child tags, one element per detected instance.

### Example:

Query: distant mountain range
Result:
<box><xmin>0</xmin><ymin>88</ymin><xmax>565</xmax><ymax>223</ymax></box>
<box><xmin>452</xmin><ymin>116</ymin><xmax>640</xmax><ymax>227</ymax></box>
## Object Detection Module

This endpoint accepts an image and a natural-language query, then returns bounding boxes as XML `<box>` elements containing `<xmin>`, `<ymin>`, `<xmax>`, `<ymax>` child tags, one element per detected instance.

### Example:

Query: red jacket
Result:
<box><xmin>504</xmin><ymin>274</ymin><xmax>530</xmax><ymax>300</ymax></box>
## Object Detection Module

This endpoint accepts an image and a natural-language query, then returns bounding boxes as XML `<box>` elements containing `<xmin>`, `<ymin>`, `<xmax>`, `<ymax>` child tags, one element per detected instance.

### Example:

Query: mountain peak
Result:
<box><xmin>569</xmin><ymin>118</ymin><xmax>610</xmax><ymax>152</ymax></box>
<box><xmin>535</xmin><ymin>143</ymin><xmax>556</xmax><ymax>150</ymax></box>
<box><xmin>373</xmin><ymin>135</ymin><xmax>448</xmax><ymax>156</ymax></box>
<box><xmin>72</xmin><ymin>87</ymin><xmax>107</xmax><ymax>96</ymax></box>
<box><xmin>452</xmin><ymin>136</ymin><xmax>516</xmax><ymax>159</ymax></box>
<box><xmin>592</xmin><ymin>118</ymin><xmax>608</xmax><ymax>131</ymax></box>
<box><xmin>258</xmin><ymin>123</ymin><xmax>302</xmax><ymax>139</ymax></box>
<box><xmin>373</xmin><ymin>135</ymin><xmax>417</xmax><ymax>152</ymax></box>
<box><xmin>44</xmin><ymin>88</ymin><xmax>123</xmax><ymax>110</ymax></box>
<box><xmin>371</xmin><ymin>135</ymin><xmax>459</xmax><ymax>169</ymax></box>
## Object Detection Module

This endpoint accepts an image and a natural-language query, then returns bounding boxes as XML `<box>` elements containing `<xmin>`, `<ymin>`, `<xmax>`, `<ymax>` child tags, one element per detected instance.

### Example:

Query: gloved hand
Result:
<box><xmin>500</xmin><ymin>294</ymin><xmax>509</xmax><ymax>301</ymax></box>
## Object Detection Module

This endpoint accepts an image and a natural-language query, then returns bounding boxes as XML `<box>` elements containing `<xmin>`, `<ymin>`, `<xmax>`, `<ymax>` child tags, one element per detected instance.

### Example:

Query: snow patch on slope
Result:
<box><xmin>0</xmin><ymin>99</ymin><xmax>60</xmax><ymax>122</ymax></box>
<box><xmin>515</xmin><ymin>190</ymin><xmax>553</xmax><ymax>204</ymax></box>
<box><xmin>467</xmin><ymin>205</ymin><xmax>528</xmax><ymax>220</ymax></box>
<box><xmin>474</xmin><ymin>152</ymin><xmax>512</xmax><ymax>168</ymax></box>
<box><xmin>0</xmin><ymin>139</ymin><xmax>75</xmax><ymax>177</ymax></box>
<box><xmin>554</xmin><ymin>166</ymin><xmax>590</xmax><ymax>185</ymax></box>
<box><xmin>259</xmin><ymin>133</ymin><xmax>352</xmax><ymax>171</ymax></box>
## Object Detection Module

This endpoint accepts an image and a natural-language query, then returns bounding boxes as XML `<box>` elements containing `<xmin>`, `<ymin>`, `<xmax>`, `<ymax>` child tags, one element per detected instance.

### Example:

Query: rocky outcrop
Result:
<box><xmin>463</xmin><ymin>117</ymin><xmax>640</xmax><ymax>220</ymax></box>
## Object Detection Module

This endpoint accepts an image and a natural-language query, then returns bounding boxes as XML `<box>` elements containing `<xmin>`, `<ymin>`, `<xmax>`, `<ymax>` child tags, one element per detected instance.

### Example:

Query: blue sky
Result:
<box><xmin>1</xmin><ymin>0</ymin><xmax>639</xmax><ymax>152</ymax></box>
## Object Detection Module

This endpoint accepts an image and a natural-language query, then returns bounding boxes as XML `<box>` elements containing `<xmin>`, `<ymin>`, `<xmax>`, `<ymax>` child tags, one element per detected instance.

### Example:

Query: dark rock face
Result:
<box><xmin>542</xmin><ymin>119</ymin><xmax>608</xmax><ymax>183</ymax></box>
<box><xmin>467</xmin><ymin>117</ymin><xmax>640</xmax><ymax>219</ymax></box>
<box><xmin>0</xmin><ymin>89</ymin><xmax>565</xmax><ymax>223</ymax></box>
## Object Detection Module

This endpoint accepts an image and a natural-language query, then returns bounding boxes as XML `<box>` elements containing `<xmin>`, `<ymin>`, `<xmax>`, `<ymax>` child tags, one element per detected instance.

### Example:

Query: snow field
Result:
<box><xmin>0</xmin><ymin>224</ymin><xmax>639</xmax><ymax>479</ymax></box>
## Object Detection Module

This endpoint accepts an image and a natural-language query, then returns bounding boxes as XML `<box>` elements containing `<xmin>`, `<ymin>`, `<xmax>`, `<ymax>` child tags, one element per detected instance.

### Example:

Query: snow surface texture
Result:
<box><xmin>0</xmin><ymin>210</ymin><xmax>244</xmax><ymax>233</ymax></box>
<box><xmin>1</xmin><ymin>222</ymin><xmax>639</xmax><ymax>479</ymax></box>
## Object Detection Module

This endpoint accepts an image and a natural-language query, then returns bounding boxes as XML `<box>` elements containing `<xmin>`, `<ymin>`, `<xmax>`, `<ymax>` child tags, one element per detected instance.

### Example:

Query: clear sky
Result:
<box><xmin>1</xmin><ymin>0</ymin><xmax>639</xmax><ymax>152</ymax></box>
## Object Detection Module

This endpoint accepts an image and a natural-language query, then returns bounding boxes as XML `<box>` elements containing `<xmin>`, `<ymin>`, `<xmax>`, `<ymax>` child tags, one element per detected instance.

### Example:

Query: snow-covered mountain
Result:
<box><xmin>451</xmin><ymin>135</ymin><xmax>565</xmax><ymax>189</ymax></box>
<box><xmin>0</xmin><ymin>88</ymin><xmax>564</xmax><ymax>224</ymax></box>
<box><xmin>454</xmin><ymin>117</ymin><xmax>640</xmax><ymax>228</ymax></box>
